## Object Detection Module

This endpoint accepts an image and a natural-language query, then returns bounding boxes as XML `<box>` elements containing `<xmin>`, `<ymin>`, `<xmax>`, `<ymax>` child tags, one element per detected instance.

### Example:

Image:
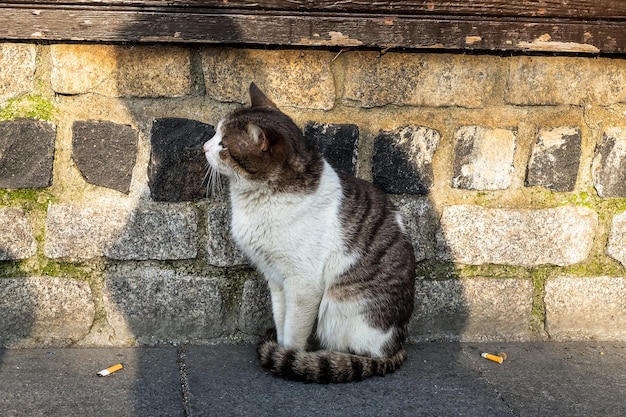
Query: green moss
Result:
<box><xmin>0</xmin><ymin>94</ymin><xmax>55</xmax><ymax>121</ymax></box>
<box><xmin>0</xmin><ymin>189</ymin><xmax>55</xmax><ymax>213</ymax></box>
<box><xmin>561</xmin><ymin>256</ymin><xmax>625</xmax><ymax>277</ymax></box>
<box><xmin>527</xmin><ymin>267</ymin><xmax>556</xmax><ymax>333</ymax></box>
<box><xmin>0</xmin><ymin>257</ymin><xmax>101</xmax><ymax>281</ymax></box>
<box><xmin>455</xmin><ymin>264</ymin><xmax>524</xmax><ymax>279</ymax></box>
<box><xmin>0</xmin><ymin>260</ymin><xmax>29</xmax><ymax>278</ymax></box>
<box><xmin>221</xmin><ymin>268</ymin><xmax>253</xmax><ymax>311</ymax></box>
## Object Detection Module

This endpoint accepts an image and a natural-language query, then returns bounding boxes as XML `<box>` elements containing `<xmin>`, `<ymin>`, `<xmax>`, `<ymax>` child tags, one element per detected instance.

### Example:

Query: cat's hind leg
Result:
<box><xmin>317</xmin><ymin>297</ymin><xmax>394</xmax><ymax>358</ymax></box>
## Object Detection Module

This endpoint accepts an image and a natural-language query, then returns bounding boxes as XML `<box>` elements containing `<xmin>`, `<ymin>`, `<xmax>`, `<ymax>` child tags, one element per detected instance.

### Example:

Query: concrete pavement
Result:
<box><xmin>0</xmin><ymin>342</ymin><xmax>624</xmax><ymax>417</ymax></box>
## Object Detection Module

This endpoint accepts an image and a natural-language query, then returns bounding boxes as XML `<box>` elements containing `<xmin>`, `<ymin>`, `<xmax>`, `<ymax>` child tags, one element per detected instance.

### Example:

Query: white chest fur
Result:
<box><xmin>229</xmin><ymin>161</ymin><xmax>356</xmax><ymax>286</ymax></box>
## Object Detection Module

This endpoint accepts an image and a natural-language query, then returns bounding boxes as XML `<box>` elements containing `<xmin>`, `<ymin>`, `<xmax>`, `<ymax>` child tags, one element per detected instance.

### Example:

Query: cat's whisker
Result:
<box><xmin>203</xmin><ymin>164</ymin><xmax>224</xmax><ymax>199</ymax></box>
<box><xmin>210</xmin><ymin>169</ymin><xmax>220</xmax><ymax>196</ymax></box>
<box><xmin>201</xmin><ymin>165</ymin><xmax>212</xmax><ymax>186</ymax></box>
<box><xmin>201</xmin><ymin>163</ymin><xmax>213</xmax><ymax>198</ymax></box>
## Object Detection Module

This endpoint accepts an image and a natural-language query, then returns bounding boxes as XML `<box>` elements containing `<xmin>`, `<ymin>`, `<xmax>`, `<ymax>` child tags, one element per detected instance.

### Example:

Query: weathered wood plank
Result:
<box><xmin>0</xmin><ymin>6</ymin><xmax>621</xmax><ymax>53</ymax></box>
<box><xmin>4</xmin><ymin>0</ymin><xmax>626</xmax><ymax>19</ymax></box>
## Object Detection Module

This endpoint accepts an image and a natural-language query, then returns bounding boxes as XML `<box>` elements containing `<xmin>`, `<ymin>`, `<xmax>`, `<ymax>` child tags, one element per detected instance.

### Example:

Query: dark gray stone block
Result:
<box><xmin>525</xmin><ymin>127</ymin><xmax>581</xmax><ymax>192</ymax></box>
<box><xmin>592</xmin><ymin>128</ymin><xmax>626</xmax><ymax>198</ymax></box>
<box><xmin>0</xmin><ymin>119</ymin><xmax>55</xmax><ymax>189</ymax></box>
<box><xmin>303</xmin><ymin>122</ymin><xmax>358</xmax><ymax>175</ymax></box>
<box><xmin>373</xmin><ymin>126</ymin><xmax>440</xmax><ymax>195</ymax></box>
<box><xmin>452</xmin><ymin>126</ymin><xmax>516</xmax><ymax>190</ymax></box>
<box><xmin>149</xmin><ymin>118</ymin><xmax>214</xmax><ymax>202</ymax></box>
<box><xmin>72</xmin><ymin>120</ymin><xmax>138</xmax><ymax>194</ymax></box>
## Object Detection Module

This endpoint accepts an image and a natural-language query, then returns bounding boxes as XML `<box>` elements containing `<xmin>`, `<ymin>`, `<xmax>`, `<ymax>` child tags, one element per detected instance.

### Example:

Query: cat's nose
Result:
<box><xmin>203</xmin><ymin>142</ymin><xmax>210</xmax><ymax>153</ymax></box>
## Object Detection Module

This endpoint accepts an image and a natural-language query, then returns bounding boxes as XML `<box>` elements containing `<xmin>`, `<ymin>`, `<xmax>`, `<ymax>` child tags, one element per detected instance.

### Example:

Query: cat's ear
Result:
<box><xmin>249</xmin><ymin>82</ymin><xmax>277</xmax><ymax>108</ymax></box>
<box><xmin>247</xmin><ymin>123</ymin><xmax>270</xmax><ymax>151</ymax></box>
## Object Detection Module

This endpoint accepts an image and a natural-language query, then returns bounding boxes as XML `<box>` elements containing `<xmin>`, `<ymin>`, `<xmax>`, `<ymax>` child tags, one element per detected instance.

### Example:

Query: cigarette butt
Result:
<box><xmin>481</xmin><ymin>352</ymin><xmax>504</xmax><ymax>364</ymax></box>
<box><xmin>97</xmin><ymin>363</ymin><xmax>123</xmax><ymax>377</ymax></box>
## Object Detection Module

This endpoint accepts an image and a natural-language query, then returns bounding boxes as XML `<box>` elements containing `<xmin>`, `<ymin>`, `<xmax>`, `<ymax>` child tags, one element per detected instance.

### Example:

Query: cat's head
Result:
<box><xmin>203</xmin><ymin>83</ymin><xmax>321</xmax><ymax>193</ymax></box>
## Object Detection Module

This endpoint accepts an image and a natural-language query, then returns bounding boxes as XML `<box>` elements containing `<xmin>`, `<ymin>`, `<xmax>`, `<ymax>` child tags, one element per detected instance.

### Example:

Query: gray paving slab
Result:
<box><xmin>0</xmin><ymin>347</ymin><xmax>183</xmax><ymax>417</ymax></box>
<box><xmin>459</xmin><ymin>342</ymin><xmax>626</xmax><ymax>417</ymax></box>
<box><xmin>185</xmin><ymin>343</ymin><xmax>515</xmax><ymax>417</ymax></box>
<box><xmin>1</xmin><ymin>342</ymin><xmax>625</xmax><ymax>417</ymax></box>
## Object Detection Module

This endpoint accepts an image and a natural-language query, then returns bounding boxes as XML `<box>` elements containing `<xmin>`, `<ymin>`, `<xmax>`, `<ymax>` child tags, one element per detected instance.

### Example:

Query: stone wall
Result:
<box><xmin>1</xmin><ymin>43</ymin><xmax>626</xmax><ymax>347</ymax></box>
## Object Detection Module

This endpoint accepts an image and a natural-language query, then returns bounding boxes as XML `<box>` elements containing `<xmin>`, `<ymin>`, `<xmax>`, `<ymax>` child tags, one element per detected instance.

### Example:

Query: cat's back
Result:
<box><xmin>337</xmin><ymin>173</ymin><xmax>412</xmax><ymax>255</ymax></box>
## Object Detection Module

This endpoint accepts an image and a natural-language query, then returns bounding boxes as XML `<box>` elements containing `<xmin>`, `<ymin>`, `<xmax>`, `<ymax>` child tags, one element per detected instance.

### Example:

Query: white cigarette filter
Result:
<box><xmin>97</xmin><ymin>363</ymin><xmax>124</xmax><ymax>376</ymax></box>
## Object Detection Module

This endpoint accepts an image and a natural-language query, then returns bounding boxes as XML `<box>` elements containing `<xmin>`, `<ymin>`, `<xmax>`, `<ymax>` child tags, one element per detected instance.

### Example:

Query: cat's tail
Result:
<box><xmin>256</xmin><ymin>335</ymin><xmax>406</xmax><ymax>383</ymax></box>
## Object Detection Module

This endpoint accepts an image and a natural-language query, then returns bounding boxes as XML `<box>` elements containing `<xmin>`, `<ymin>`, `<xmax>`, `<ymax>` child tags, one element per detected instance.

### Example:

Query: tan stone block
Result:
<box><xmin>51</xmin><ymin>44</ymin><xmax>190</xmax><ymax>97</ymax></box>
<box><xmin>202</xmin><ymin>48</ymin><xmax>336</xmax><ymax>110</ymax></box>
<box><xmin>545</xmin><ymin>276</ymin><xmax>626</xmax><ymax>340</ymax></box>
<box><xmin>0</xmin><ymin>208</ymin><xmax>37</xmax><ymax>260</ymax></box>
<box><xmin>103</xmin><ymin>267</ymin><xmax>225</xmax><ymax>345</ymax></box>
<box><xmin>0</xmin><ymin>277</ymin><xmax>95</xmax><ymax>347</ymax></box>
<box><xmin>507</xmin><ymin>56</ymin><xmax>626</xmax><ymax>105</ymax></box>
<box><xmin>44</xmin><ymin>204</ymin><xmax>198</xmax><ymax>260</ymax></box>
<box><xmin>344</xmin><ymin>52</ymin><xmax>501</xmax><ymax>108</ymax></box>
<box><xmin>411</xmin><ymin>278</ymin><xmax>534</xmax><ymax>342</ymax></box>
<box><xmin>437</xmin><ymin>205</ymin><xmax>598</xmax><ymax>266</ymax></box>
<box><xmin>0</xmin><ymin>43</ymin><xmax>36</xmax><ymax>101</ymax></box>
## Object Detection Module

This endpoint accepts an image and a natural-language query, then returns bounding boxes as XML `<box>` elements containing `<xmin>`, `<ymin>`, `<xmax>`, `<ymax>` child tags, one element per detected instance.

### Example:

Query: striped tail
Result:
<box><xmin>256</xmin><ymin>335</ymin><xmax>406</xmax><ymax>383</ymax></box>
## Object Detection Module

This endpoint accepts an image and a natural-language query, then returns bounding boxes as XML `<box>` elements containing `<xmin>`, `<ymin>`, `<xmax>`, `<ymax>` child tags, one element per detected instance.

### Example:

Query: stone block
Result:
<box><xmin>303</xmin><ymin>122</ymin><xmax>358</xmax><ymax>176</ymax></box>
<box><xmin>607</xmin><ymin>211</ymin><xmax>626</xmax><ymax>268</ymax></box>
<box><xmin>0</xmin><ymin>43</ymin><xmax>36</xmax><ymax>101</ymax></box>
<box><xmin>72</xmin><ymin>120</ymin><xmax>138</xmax><ymax>194</ymax></box>
<box><xmin>410</xmin><ymin>278</ymin><xmax>534</xmax><ymax>342</ymax></box>
<box><xmin>437</xmin><ymin>205</ymin><xmax>597</xmax><ymax>266</ymax></box>
<box><xmin>51</xmin><ymin>44</ymin><xmax>190</xmax><ymax>97</ymax></box>
<box><xmin>393</xmin><ymin>197</ymin><xmax>436</xmax><ymax>262</ymax></box>
<box><xmin>372</xmin><ymin>126</ymin><xmax>440</xmax><ymax>195</ymax></box>
<box><xmin>452</xmin><ymin>126</ymin><xmax>516</xmax><ymax>190</ymax></box>
<box><xmin>0</xmin><ymin>208</ymin><xmax>36</xmax><ymax>260</ymax></box>
<box><xmin>201</xmin><ymin>48</ymin><xmax>335</xmax><ymax>110</ymax></box>
<box><xmin>45</xmin><ymin>204</ymin><xmax>198</xmax><ymax>260</ymax></box>
<box><xmin>592</xmin><ymin>127</ymin><xmax>626</xmax><ymax>198</ymax></box>
<box><xmin>239</xmin><ymin>278</ymin><xmax>272</xmax><ymax>336</ymax></box>
<box><xmin>507</xmin><ymin>56</ymin><xmax>626</xmax><ymax>105</ymax></box>
<box><xmin>103</xmin><ymin>268</ymin><xmax>224</xmax><ymax>344</ymax></box>
<box><xmin>344</xmin><ymin>52</ymin><xmax>500</xmax><ymax>108</ymax></box>
<box><xmin>0</xmin><ymin>119</ymin><xmax>56</xmax><ymax>188</ymax></box>
<box><xmin>0</xmin><ymin>277</ymin><xmax>95</xmax><ymax>347</ymax></box>
<box><xmin>525</xmin><ymin>127</ymin><xmax>581</xmax><ymax>192</ymax></box>
<box><xmin>149</xmin><ymin>118</ymin><xmax>215</xmax><ymax>202</ymax></box>
<box><xmin>545</xmin><ymin>276</ymin><xmax>626</xmax><ymax>341</ymax></box>
<box><xmin>206</xmin><ymin>204</ymin><xmax>248</xmax><ymax>267</ymax></box>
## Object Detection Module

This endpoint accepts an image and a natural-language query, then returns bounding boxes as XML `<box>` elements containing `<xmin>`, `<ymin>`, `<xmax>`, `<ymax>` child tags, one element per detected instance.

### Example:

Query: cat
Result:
<box><xmin>203</xmin><ymin>83</ymin><xmax>416</xmax><ymax>383</ymax></box>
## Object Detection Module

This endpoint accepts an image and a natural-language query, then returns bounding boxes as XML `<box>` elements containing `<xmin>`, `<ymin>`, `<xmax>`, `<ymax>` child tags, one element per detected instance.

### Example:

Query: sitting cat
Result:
<box><xmin>203</xmin><ymin>83</ymin><xmax>415</xmax><ymax>383</ymax></box>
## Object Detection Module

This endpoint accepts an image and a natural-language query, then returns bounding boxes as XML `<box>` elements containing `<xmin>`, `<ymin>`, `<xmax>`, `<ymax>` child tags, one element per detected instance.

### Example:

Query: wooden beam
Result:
<box><xmin>0</xmin><ymin>2</ymin><xmax>624</xmax><ymax>53</ymax></box>
<box><xmin>5</xmin><ymin>1</ymin><xmax>626</xmax><ymax>19</ymax></box>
